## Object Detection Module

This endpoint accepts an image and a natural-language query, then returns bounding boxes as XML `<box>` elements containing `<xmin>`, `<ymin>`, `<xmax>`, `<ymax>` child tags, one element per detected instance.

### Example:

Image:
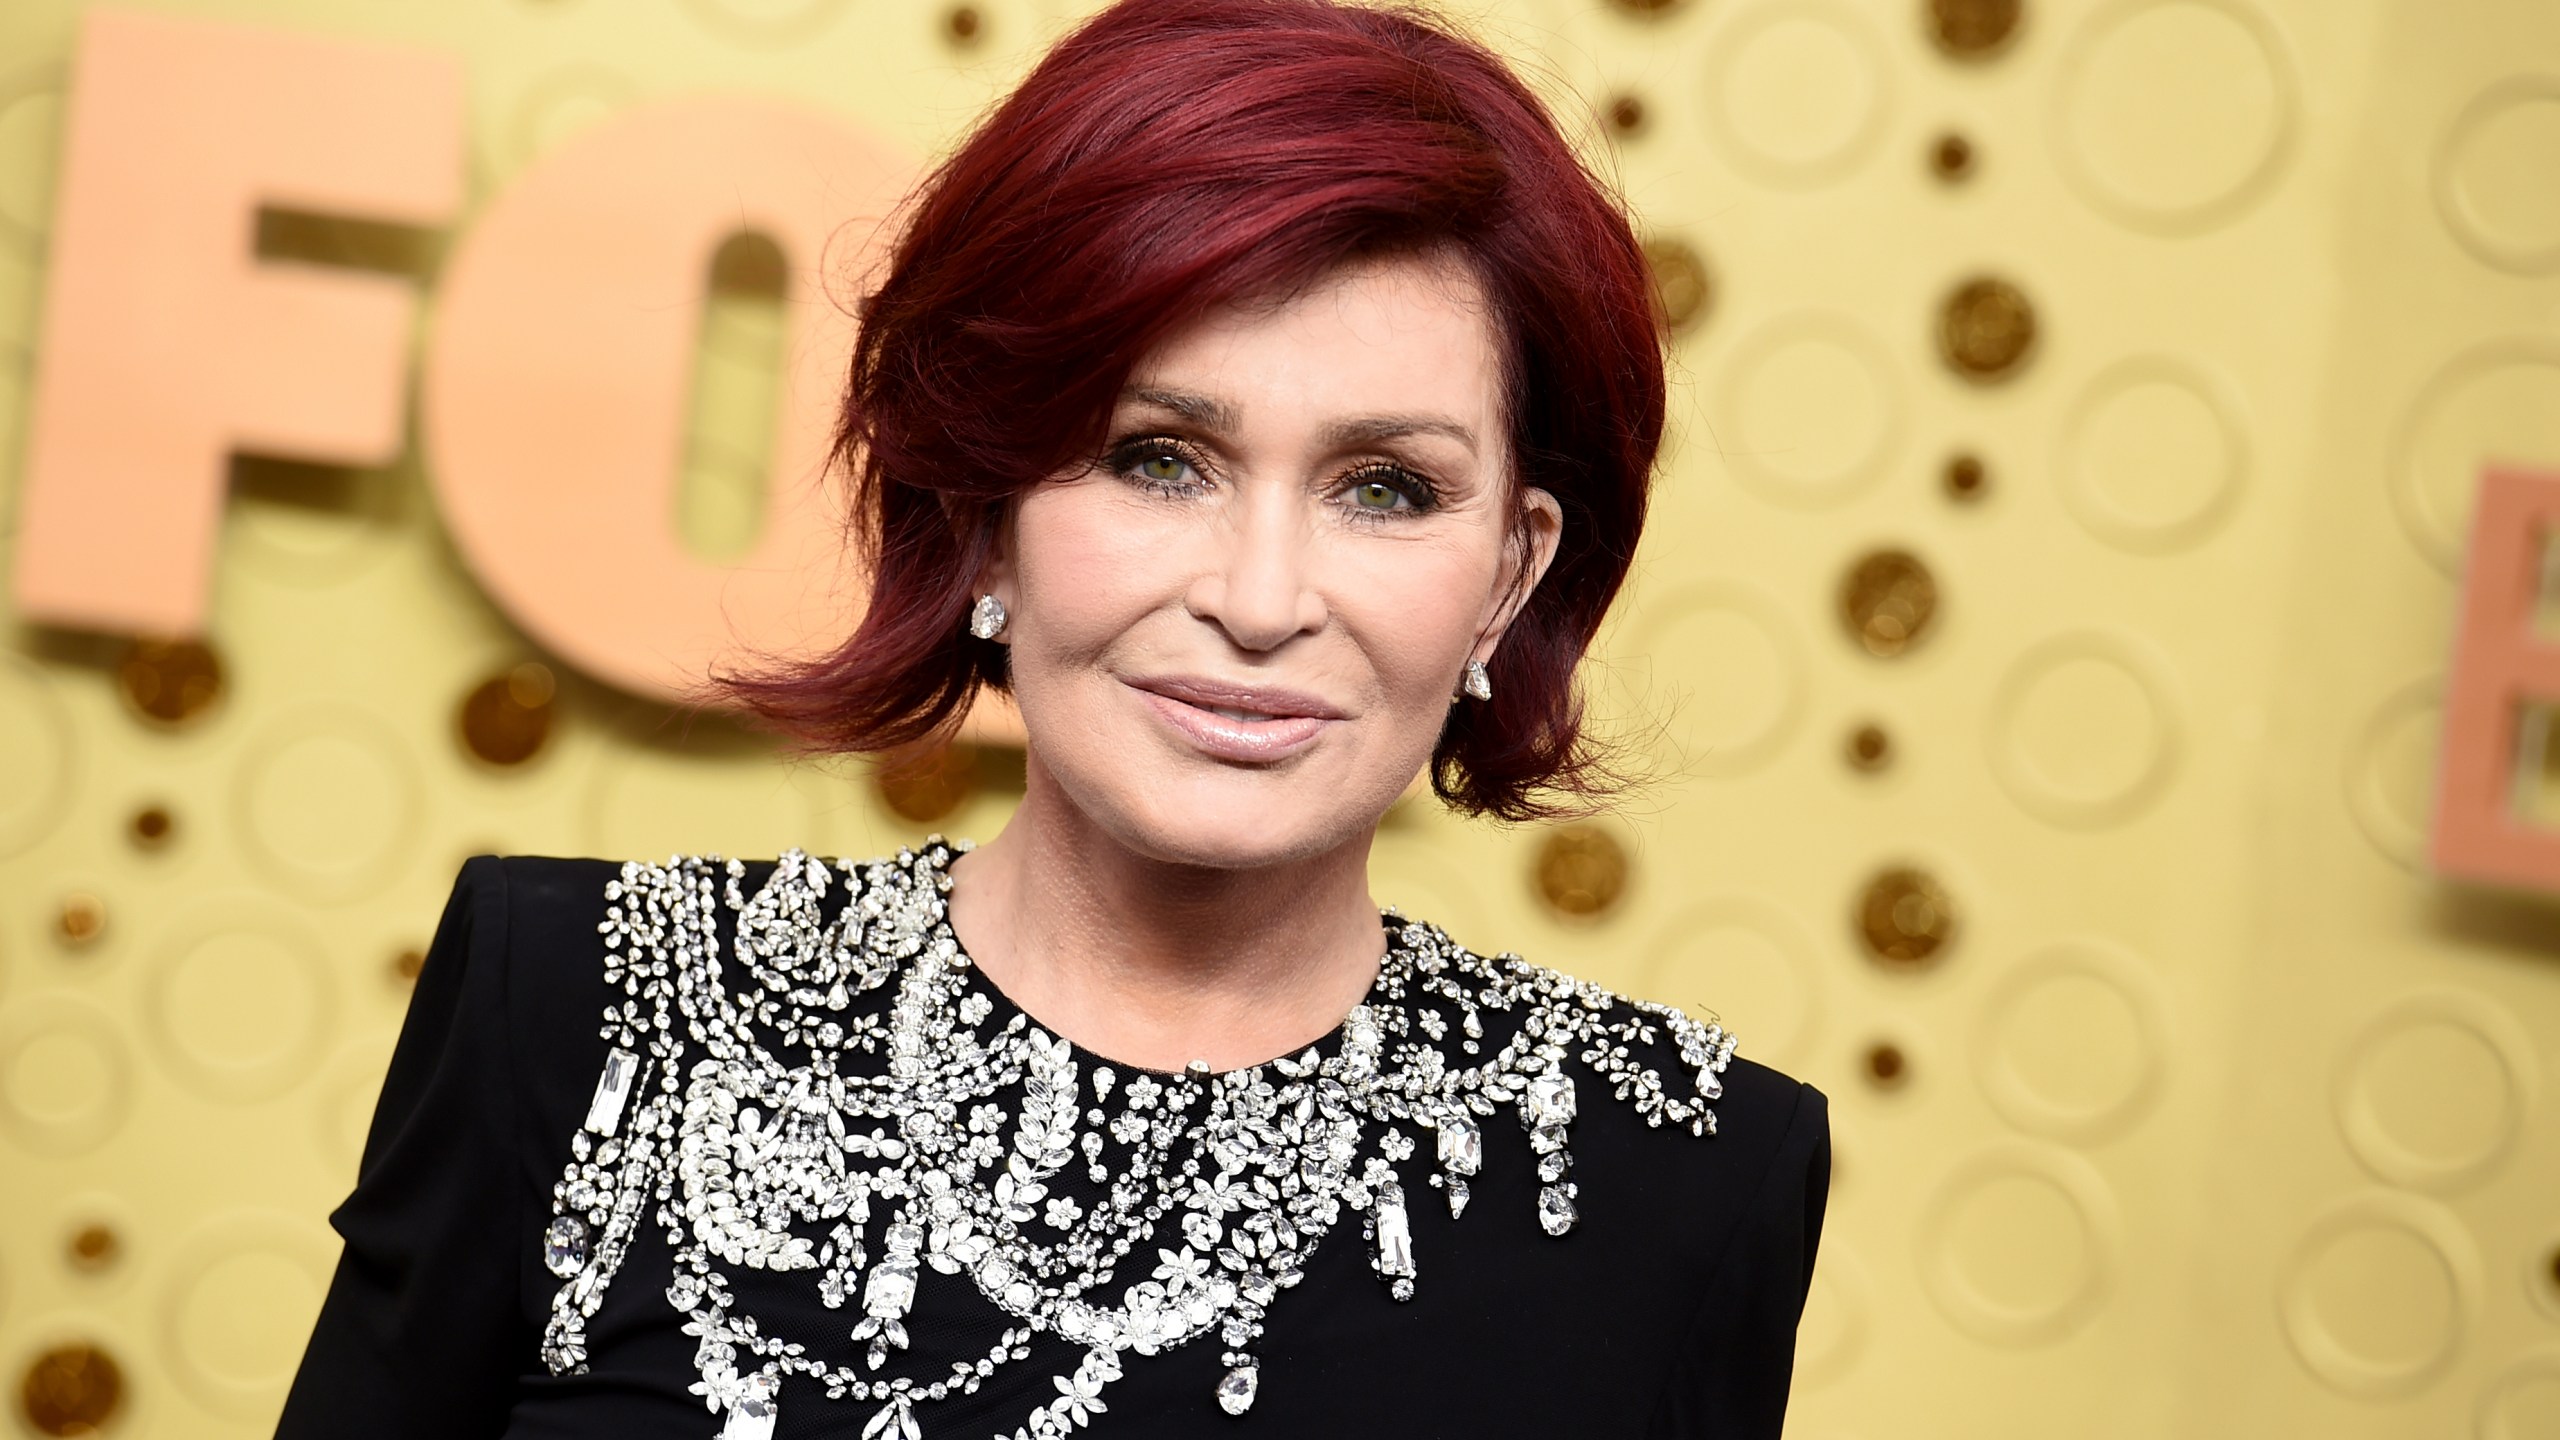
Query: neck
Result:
<box><xmin>944</xmin><ymin>753</ymin><xmax>1388</xmax><ymax>1072</ymax></box>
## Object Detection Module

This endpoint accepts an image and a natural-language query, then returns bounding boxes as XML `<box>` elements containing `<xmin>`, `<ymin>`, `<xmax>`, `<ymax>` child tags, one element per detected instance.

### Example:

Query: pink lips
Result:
<box><xmin>1127</xmin><ymin>675</ymin><xmax>1344</xmax><ymax>763</ymax></box>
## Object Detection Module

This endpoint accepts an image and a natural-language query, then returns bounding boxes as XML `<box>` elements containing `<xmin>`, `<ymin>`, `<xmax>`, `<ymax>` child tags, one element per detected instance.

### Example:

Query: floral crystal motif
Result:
<box><xmin>537</xmin><ymin>840</ymin><xmax>1736</xmax><ymax>1440</ymax></box>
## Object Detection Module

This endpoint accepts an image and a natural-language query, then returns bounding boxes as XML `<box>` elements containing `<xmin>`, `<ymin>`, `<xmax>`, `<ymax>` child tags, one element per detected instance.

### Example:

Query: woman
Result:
<box><xmin>277</xmin><ymin>2</ymin><xmax>1829</xmax><ymax>1436</ymax></box>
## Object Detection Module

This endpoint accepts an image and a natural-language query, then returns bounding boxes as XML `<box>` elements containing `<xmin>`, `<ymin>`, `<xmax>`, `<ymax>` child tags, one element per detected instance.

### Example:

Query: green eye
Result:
<box><xmin>1352</xmin><ymin>479</ymin><xmax>1404</xmax><ymax>510</ymax></box>
<box><xmin>1139</xmin><ymin>454</ymin><xmax>1188</xmax><ymax>484</ymax></box>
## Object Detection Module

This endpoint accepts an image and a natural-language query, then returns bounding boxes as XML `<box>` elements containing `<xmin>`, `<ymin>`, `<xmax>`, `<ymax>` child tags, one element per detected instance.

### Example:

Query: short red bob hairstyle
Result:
<box><xmin>721</xmin><ymin>0</ymin><xmax>1666</xmax><ymax>822</ymax></box>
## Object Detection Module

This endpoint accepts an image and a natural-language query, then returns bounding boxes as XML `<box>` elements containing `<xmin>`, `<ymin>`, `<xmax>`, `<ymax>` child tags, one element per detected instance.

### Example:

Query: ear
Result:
<box><xmin>970</xmin><ymin>501</ymin><xmax>1020</xmax><ymax>645</ymax></box>
<box><xmin>1472</xmin><ymin>485</ymin><xmax>1564</xmax><ymax>663</ymax></box>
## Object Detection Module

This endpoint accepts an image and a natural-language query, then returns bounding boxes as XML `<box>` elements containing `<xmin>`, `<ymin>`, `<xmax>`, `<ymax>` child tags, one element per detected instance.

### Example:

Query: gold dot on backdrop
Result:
<box><xmin>1604</xmin><ymin>93</ymin><xmax>1648</xmax><ymax>141</ymax></box>
<box><xmin>1532</xmin><ymin>825</ymin><xmax>1629</xmax><ymax>921</ymax></box>
<box><xmin>390</xmin><ymin>946</ymin><xmax>426</xmax><ymax>986</ymax></box>
<box><xmin>1925</xmin><ymin>0</ymin><xmax>2023</xmax><ymax>59</ymax></box>
<box><xmin>877</xmin><ymin>742</ymin><xmax>980</xmax><ymax>824</ymax></box>
<box><xmin>1931</xmin><ymin>132</ymin><xmax>1976</xmax><ymax>183</ymax></box>
<box><xmin>55</xmin><ymin>892</ymin><xmax>105</xmax><ymax>949</ymax></box>
<box><xmin>19</xmin><ymin>1343</ymin><xmax>122</xmax><ymax>1438</ymax></box>
<box><xmin>1857</xmin><ymin>865</ymin><xmax>1958</xmax><ymax>969</ymax></box>
<box><xmin>127</xmin><ymin>803</ymin><xmax>174</xmax><ymax>850</ymax></box>
<box><xmin>1945</xmin><ymin>452</ymin><xmax>1989</xmax><ymax>501</ymax></box>
<box><xmin>115</xmin><ymin>636</ymin><xmax>224</xmax><ymax>727</ymax></box>
<box><xmin>66</xmin><ymin>1222</ymin><xmax>119</xmax><ymax>1272</ymax></box>
<box><xmin>1847</xmin><ymin>722</ymin><xmax>1893</xmax><ymax>772</ymax></box>
<box><xmin>942</xmin><ymin>5</ymin><xmax>982</xmax><ymax>47</ymax></box>
<box><xmin>1643</xmin><ymin>237</ymin><xmax>1711</xmax><ymax>336</ymax></box>
<box><xmin>458</xmin><ymin>662</ymin><xmax>557</xmax><ymax>767</ymax></box>
<box><xmin>1938</xmin><ymin>276</ymin><xmax>2038</xmax><ymax>381</ymax></box>
<box><xmin>1839</xmin><ymin>549</ymin><xmax>1940</xmax><ymax>658</ymax></box>
<box><xmin>1865</xmin><ymin>1041</ymin><xmax>1911</xmax><ymax>1088</ymax></box>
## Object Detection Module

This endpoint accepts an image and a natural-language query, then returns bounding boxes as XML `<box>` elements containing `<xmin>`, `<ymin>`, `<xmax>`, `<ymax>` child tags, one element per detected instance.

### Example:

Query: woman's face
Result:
<box><xmin>988</xmin><ymin>251</ymin><xmax>1561</xmax><ymax>870</ymax></box>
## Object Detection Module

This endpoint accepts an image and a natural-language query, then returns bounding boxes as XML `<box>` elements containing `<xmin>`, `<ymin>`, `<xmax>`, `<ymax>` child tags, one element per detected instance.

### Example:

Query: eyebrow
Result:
<box><xmin>1121</xmin><ymin>384</ymin><xmax>1480</xmax><ymax>457</ymax></box>
<box><xmin>1124</xmin><ymin>385</ymin><xmax>1238</xmax><ymax>432</ymax></box>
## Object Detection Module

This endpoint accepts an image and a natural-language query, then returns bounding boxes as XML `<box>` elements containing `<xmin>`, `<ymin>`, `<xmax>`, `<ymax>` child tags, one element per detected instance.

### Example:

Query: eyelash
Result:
<box><xmin>1102</xmin><ymin>436</ymin><xmax>1441</xmax><ymax>520</ymax></box>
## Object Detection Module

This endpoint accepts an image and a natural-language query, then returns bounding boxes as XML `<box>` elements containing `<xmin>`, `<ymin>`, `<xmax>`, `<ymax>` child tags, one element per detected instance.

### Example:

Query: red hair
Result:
<box><xmin>718</xmin><ymin>0</ymin><xmax>1665</xmax><ymax>820</ymax></box>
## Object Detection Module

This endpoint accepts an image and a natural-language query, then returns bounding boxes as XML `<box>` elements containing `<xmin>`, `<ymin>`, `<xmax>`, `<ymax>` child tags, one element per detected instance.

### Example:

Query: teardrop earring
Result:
<box><xmin>968</xmin><ymin>594</ymin><xmax>1009</xmax><ymax>640</ymax></box>
<box><xmin>1460</xmin><ymin>659</ymin><xmax>1492</xmax><ymax>702</ymax></box>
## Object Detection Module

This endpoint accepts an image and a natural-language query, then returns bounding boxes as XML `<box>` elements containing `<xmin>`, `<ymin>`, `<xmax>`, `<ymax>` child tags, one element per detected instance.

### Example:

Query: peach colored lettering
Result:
<box><xmin>2435</xmin><ymin>465</ymin><xmax>2560</xmax><ymax>890</ymax></box>
<box><xmin>12</xmin><ymin>9</ymin><xmax>462</xmax><ymax>636</ymax></box>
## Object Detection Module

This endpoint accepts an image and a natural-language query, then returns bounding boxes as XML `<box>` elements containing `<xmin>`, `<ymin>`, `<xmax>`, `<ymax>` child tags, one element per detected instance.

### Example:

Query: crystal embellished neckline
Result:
<box><xmin>537</xmin><ymin>840</ymin><xmax>1735</xmax><ymax>1440</ymax></box>
<box><xmin>949</xmin><ymin>911</ymin><xmax>1386</xmax><ymax>1089</ymax></box>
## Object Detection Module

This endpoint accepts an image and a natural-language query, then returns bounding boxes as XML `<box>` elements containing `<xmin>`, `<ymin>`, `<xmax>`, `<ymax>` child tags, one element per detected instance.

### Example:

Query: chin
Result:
<box><xmin>1097</xmin><ymin>756</ymin><xmax>1401</xmax><ymax>873</ymax></box>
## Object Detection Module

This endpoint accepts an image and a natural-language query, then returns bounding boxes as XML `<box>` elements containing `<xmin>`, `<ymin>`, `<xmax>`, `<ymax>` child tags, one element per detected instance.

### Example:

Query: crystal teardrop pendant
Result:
<box><xmin>543</xmin><ymin>1215</ymin><xmax>589</xmax><ymax>1278</ymax></box>
<box><xmin>721</xmin><ymin>1371</ymin><xmax>779</xmax><ymax>1440</ymax></box>
<box><xmin>1216</xmin><ymin>1361</ymin><xmax>1260</xmax><ymax>1416</ymax></box>
<box><xmin>1537</xmin><ymin>1183</ymin><xmax>1579</xmax><ymax>1237</ymax></box>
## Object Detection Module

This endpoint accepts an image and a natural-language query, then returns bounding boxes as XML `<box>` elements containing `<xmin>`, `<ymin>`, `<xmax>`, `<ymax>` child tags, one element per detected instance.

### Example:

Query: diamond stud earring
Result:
<box><xmin>1461</xmin><ymin>659</ymin><xmax>1492</xmax><ymax>701</ymax></box>
<box><xmin>968</xmin><ymin>594</ymin><xmax>1008</xmax><ymax>640</ymax></box>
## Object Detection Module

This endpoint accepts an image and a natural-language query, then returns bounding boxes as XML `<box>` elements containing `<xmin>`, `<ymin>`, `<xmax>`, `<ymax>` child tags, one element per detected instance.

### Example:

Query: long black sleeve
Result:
<box><xmin>1641</xmin><ymin>1079</ymin><xmax>1833</xmax><ymax>1438</ymax></box>
<box><xmin>276</xmin><ymin>857</ymin><xmax>531</xmax><ymax>1440</ymax></box>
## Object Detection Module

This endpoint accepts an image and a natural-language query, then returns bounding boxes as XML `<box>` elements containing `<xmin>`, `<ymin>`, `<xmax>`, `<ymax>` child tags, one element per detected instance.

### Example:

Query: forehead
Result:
<box><xmin>1126</xmin><ymin>252</ymin><xmax>1505</xmax><ymax>427</ymax></box>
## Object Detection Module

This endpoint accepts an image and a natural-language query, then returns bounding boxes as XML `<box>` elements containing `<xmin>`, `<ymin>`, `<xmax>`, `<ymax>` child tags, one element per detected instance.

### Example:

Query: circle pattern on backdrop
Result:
<box><xmin>1719</xmin><ymin>314</ymin><xmax>1904</xmax><ymax>507</ymax></box>
<box><xmin>1975</xmin><ymin>941</ymin><xmax>2170</xmax><ymax>1142</ymax></box>
<box><xmin>314</xmin><ymin>1034</ymin><xmax>399</xmax><ymax>1174</ymax></box>
<box><xmin>2278</xmin><ymin>1192</ymin><xmax>2478</xmax><ymax>1400</ymax></box>
<box><xmin>116</xmin><ymin>638</ymin><xmax>224</xmax><ymax>729</ymax></box>
<box><xmin>159</xmin><ymin>1211</ymin><xmax>334</xmax><ymax>1420</ymax></box>
<box><xmin>232</xmin><ymin>702</ymin><xmax>423</xmax><ymax>905</ymax></box>
<box><xmin>1531</xmin><ymin>825</ymin><xmax>1631</xmax><ymax>922</ymax></box>
<box><xmin>143</xmin><ymin>900</ymin><xmax>335</xmax><ymax>1105</ymax></box>
<box><xmin>1987</xmin><ymin>631</ymin><xmax>2181</xmax><ymax>828</ymax></box>
<box><xmin>503</xmin><ymin>66</ymin><xmax>640</xmax><ymax>170</ymax></box>
<box><xmin>2344</xmin><ymin>677</ymin><xmax>2441</xmax><ymax>873</ymax></box>
<box><xmin>1643</xmin><ymin>236</ymin><xmax>1713</xmax><ymax>334</ymax></box>
<box><xmin>2052</xmin><ymin>0</ymin><xmax>2296</xmax><ymax>233</ymax></box>
<box><xmin>2435</xmin><ymin>77</ymin><xmax>2560</xmax><ymax>275</ymax></box>
<box><xmin>2059</xmin><ymin>357</ymin><xmax>2249</xmax><ymax>552</ymax></box>
<box><xmin>1791</xmin><ymin>1248</ymin><xmax>1869</xmax><ymax>1387</ymax></box>
<box><xmin>17</xmin><ymin>1338</ymin><xmax>124</xmax><ymax>1436</ymax></box>
<box><xmin>579</xmin><ymin>721</ymin><xmax>829</xmax><ymax>864</ymax></box>
<box><xmin>1368</xmin><ymin>842</ymin><xmax>1491</xmax><ymax>956</ymax></box>
<box><xmin>1838</xmin><ymin>550</ymin><xmax>1939</xmax><ymax>659</ymax></box>
<box><xmin>0</xmin><ymin>997</ymin><xmax>132</xmax><ymax>1157</ymax></box>
<box><xmin>1918</xmin><ymin>1142</ymin><xmax>2120</xmax><ymax>1346</ymax></box>
<box><xmin>0</xmin><ymin>651</ymin><xmax>74</xmax><ymax>860</ymax></box>
<box><xmin>2476</xmin><ymin>1350</ymin><xmax>2560</xmax><ymax>1440</ymax></box>
<box><xmin>1855</xmin><ymin>865</ymin><xmax>1959</xmax><ymax>971</ymax></box>
<box><xmin>225</xmin><ymin>458</ymin><xmax>414</xmax><ymax>588</ymax></box>
<box><xmin>1926</xmin><ymin>0</ymin><xmax>2023</xmax><ymax>59</ymax></box>
<box><xmin>1936</xmin><ymin>277</ymin><xmax>2038</xmax><ymax>383</ymax></box>
<box><xmin>1623</xmin><ymin>579</ymin><xmax>1807</xmax><ymax>777</ymax></box>
<box><xmin>676</xmin><ymin>0</ymin><xmax>854</xmax><ymax>46</ymax></box>
<box><xmin>2332</xmin><ymin>989</ymin><xmax>2537</xmax><ymax>1195</ymax></box>
<box><xmin>1635</xmin><ymin>897</ymin><xmax>1823</xmax><ymax>1064</ymax></box>
<box><xmin>2389</xmin><ymin>341</ymin><xmax>2560</xmax><ymax>576</ymax></box>
<box><xmin>1703</xmin><ymin>1</ymin><xmax>1891</xmax><ymax>188</ymax></box>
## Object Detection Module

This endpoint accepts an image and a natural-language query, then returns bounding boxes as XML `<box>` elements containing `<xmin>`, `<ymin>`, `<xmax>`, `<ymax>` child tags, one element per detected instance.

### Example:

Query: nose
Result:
<box><xmin>1184</xmin><ymin>482</ymin><xmax>1328</xmax><ymax>651</ymax></box>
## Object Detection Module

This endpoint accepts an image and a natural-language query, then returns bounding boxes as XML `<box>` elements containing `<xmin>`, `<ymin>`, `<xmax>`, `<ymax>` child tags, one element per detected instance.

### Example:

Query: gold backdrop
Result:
<box><xmin>4</xmin><ymin>0</ymin><xmax>2560</xmax><ymax>1436</ymax></box>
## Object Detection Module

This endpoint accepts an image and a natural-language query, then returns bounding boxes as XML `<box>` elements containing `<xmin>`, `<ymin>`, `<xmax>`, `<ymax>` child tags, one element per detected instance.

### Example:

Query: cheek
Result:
<box><xmin>1005</xmin><ymin>485</ymin><xmax>1198</xmax><ymax>690</ymax></box>
<box><xmin>1329</xmin><ymin>535</ymin><xmax>1502</xmax><ymax>706</ymax></box>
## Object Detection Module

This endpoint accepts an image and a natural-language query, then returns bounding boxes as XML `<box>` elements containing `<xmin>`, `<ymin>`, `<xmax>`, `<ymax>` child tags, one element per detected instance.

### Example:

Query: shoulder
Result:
<box><xmin>1433</xmin><ymin>938</ymin><xmax>1828</xmax><ymax>1240</ymax></box>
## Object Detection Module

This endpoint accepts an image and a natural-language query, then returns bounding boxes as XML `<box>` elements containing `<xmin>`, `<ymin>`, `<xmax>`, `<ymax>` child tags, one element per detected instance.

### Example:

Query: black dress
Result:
<box><xmin>275</xmin><ymin>851</ymin><xmax>1829</xmax><ymax>1440</ymax></box>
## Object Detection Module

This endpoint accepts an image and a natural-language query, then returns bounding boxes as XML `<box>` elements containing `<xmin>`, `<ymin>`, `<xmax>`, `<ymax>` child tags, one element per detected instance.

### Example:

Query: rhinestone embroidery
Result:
<box><xmin>537</xmin><ymin>841</ymin><xmax>1735</xmax><ymax>1439</ymax></box>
